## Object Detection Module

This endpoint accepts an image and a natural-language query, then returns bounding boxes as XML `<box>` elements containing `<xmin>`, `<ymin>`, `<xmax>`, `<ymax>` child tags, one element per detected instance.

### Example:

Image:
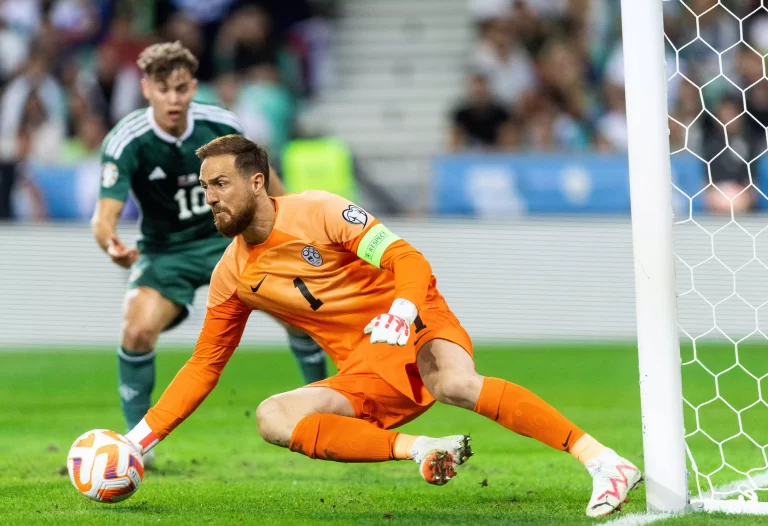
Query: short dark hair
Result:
<box><xmin>196</xmin><ymin>135</ymin><xmax>270</xmax><ymax>187</ymax></box>
<box><xmin>137</xmin><ymin>41</ymin><xmax>198</xmax><ymax>81</ymax></box>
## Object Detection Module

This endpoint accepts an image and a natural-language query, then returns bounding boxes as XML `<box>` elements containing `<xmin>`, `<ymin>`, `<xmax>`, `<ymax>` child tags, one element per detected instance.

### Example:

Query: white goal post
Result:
<box><xmin>621</xmin><ymin>0</ymin><xmax>688</xmax><ymax>513</ymax></box>
<box><xmin>622</xmin><ymin>0</ymin><xmax>768</xmax><ymax>515</ymax></box>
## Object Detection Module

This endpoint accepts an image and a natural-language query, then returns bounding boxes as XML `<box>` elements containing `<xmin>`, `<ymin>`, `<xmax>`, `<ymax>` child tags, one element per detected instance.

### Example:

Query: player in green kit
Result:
<box><xmin>90</xmin><ymin>42</ymin><xmax>327</xmax><ymax>462</ymax></box>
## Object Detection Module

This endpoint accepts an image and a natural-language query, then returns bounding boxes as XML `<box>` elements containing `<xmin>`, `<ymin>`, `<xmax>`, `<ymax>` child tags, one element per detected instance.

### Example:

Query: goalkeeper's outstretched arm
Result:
<box><xmin>126</xmin><ymin>257</ymin><xmax>251</xmax><ymax>452</ymax></box>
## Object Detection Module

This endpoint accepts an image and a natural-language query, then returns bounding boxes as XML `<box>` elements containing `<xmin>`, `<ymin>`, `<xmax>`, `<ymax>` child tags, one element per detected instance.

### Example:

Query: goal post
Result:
<box><xmin>622</xmin><ymin>0</ymin><xmax>768</xmax><ymax>515</ymax></box>
<box><xmin>621</xmin><ymin>0</ymin><xmax>689</xmax><ymax>513</ymax></box>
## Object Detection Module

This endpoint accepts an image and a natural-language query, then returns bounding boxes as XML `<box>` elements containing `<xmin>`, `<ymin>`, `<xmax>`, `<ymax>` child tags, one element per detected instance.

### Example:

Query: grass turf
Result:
<box><xmin>0</xmin><ymin>343</ymin><xmax>766</xmax><ymax>525</ymax></box>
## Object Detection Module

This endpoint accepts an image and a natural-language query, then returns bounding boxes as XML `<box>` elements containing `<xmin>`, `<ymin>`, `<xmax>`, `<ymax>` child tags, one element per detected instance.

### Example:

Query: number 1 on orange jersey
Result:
<box><xmin>293</xmin><ymin>278</ymin><xmax>323</xmax><ymax>311</ymax></box>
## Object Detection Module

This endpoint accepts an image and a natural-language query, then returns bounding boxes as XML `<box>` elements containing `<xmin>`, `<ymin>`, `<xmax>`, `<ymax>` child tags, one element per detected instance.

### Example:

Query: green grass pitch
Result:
<box><xmin>1</xmin><ymin>343</ymin><xmax>766</xmax><ymax>525</ymax></box>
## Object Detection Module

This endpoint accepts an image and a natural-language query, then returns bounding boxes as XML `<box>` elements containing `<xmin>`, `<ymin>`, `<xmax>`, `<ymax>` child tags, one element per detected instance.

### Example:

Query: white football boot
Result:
<box><xmin>585</xmin><ymin>449</ymin><xmax>643</xmax><ymax>517</ymax></box>
<box><xmin>411</xmin><ymin>435</ymin><xmax>473</xmax><ymax>485</ymax></box>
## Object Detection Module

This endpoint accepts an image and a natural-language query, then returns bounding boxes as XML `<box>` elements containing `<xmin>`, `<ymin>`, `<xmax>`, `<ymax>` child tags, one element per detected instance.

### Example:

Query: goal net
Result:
<box><xmin>655</xmin><ymin>0</ymin><xmax>768</xmax><ymax>513</ymax></box>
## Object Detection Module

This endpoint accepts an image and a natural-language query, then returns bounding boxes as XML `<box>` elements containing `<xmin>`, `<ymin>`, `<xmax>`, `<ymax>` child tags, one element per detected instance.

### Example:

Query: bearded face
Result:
<box><xmin>199</xmin><ymin>151</ymin><xmax>269</xmax><ymax>240</ymax></box>
<box><xmin>212</xmin><ymin>191</ymin><xmax>258</xmax><ymax>238</ymax></box>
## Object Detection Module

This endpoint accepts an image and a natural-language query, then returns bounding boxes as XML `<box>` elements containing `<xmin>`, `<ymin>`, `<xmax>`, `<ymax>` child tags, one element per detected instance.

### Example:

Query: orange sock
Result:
<box><xmin>473</xmin><ymin>377</ymin><xmax>585</xmax><ymax>452</ymax></box>
<box><xmin>289</xmin><ymin>414</ymin><xmax>400</xmax><ymax>462</ymax></box>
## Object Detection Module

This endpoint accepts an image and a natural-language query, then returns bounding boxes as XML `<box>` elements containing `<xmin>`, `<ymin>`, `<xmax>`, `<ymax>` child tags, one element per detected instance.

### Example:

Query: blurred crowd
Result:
<box><xmin>450</xmin><ymin>0</ymin><xmax>768</xmax><ymax>212</ymax></box>
<box><xmin>0</xmin><ymin>0</ymin><xmax>335</xmax><ymax>219</ymax></box>
<box><xmin>450</xmin><ymin>0</ymin><xmax>624</xmax><ymax>154</ymax></box>
<box><xmin>5</xmin><ymin>0</ymin><xmax>768</xmax><ymax>219</ymax></box>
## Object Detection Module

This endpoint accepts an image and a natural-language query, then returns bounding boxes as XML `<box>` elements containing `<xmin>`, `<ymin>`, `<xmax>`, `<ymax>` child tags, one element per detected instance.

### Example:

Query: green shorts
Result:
<box><xmin>127</xmin><ymin>236</ymin><xmax>231</xmax><ymax>330</ymax></box>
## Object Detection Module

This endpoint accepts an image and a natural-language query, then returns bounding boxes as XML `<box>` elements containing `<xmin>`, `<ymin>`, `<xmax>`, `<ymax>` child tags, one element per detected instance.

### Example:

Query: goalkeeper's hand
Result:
<box><xmin>125</xmin><ymin>419</ymin><xmax>159</xmax><ymax>455</ymax></box>
<box><xmin>364</xmin><ymin>298</ymin><xmax>418</xmax><ymax>347</ymax></box>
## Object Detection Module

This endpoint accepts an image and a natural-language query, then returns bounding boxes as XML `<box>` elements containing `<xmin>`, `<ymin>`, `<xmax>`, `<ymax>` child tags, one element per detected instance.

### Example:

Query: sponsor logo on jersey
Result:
<box><xmin>302</xmin><ymin>246</ymin><xmax>323</xmax><ymax>266</ymax></box>
<box><xmin>177</xmin><ymin>173</ymin><xmax>199</xmax><ymax>186</ymax></box>
<box><xmin>101</xmin><ymin>162</ymin><xmax>119</xmax><ymax>188</ymax></box>
<box><xmin>342</xmin><ymin>205</ymin><xmax>368</xmax><ymax>227</ymax></box>
<box><xmin>148</xmin><ymin>167</ymin><xmax>167</xmax><ymax>181</ymax></box>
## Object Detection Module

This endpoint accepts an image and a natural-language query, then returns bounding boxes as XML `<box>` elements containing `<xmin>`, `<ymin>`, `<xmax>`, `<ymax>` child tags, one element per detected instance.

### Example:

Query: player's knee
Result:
<box><xmin>122</xmin><ymin>322</ymin><xmax>159</xmax><ymax>351</ymax></box>
<box><xmin>256</xmin><ymin>396</ymin><xmax>292</xmax><ymax>447</ymax></box>
<box><xmin>429</xmin><ymin>371</ymin><xmax>483</xmax><ymax>409</ymax></box>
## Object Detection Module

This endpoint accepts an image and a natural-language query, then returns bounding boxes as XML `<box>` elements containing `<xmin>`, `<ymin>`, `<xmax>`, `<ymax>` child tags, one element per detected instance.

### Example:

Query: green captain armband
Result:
<box><xmin>356</xmin><ymin>224</ymin><xmax>401</xmax><ymax>268</ymax></box>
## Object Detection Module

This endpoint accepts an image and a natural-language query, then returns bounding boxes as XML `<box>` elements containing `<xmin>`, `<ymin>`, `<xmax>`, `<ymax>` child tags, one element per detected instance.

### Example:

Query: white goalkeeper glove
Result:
<box><xmin>125</xmin><ymin>418</ymin><xmax>160</xmax><ymax>455</ymax></box>
<box><xmin>364</xmin><ymin>298</ymin><xmax>418</xmax><ymax>347</ymax></box>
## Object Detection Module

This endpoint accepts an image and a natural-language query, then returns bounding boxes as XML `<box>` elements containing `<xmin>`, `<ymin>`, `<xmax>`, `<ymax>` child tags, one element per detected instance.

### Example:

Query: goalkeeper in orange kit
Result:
<box><xmin>125</xmin><ymin>135</ymin><xmax>642</xmax><ymax>517</ymax></box>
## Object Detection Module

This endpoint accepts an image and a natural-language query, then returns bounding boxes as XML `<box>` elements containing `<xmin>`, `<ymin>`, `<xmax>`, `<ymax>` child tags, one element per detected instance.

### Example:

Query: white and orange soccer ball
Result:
<box><xmin>66</xmin><ymin>429</ymin><xmax>144</xmax><ymax>503</ymax></box>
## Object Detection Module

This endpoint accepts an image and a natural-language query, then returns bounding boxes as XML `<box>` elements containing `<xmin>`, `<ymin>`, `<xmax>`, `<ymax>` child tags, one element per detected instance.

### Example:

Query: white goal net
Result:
<box><xmin>664</xmin><ymin>0</ymin><xmax>768</xmax><ymax>508</ymax></box>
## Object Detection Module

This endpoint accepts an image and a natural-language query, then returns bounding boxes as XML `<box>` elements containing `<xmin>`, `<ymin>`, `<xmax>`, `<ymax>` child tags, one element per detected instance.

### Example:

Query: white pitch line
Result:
<box><xmin>601</xmin><ymin>512</ymin><xmax>675</xmax><ymax>526</ymax></box>
<box><xmin>597</xmin><ymin>473</ymin><xmax>768</xmax><ymax>526</ymax></box>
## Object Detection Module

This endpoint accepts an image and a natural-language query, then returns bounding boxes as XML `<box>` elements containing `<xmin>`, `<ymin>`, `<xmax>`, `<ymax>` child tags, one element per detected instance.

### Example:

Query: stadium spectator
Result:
<box><xmin>668</xmin><ymin>77</ymin><xmax>702</xmax><ymax>155</ymax></box>
<box><xmin>162</xmin><ymin>12</ymin><xmax>207</xmax><ymax>78</ymax></box>
<box><xmin>216</xmin><ymin>5</ymin><xmax>279</xmax><ymax>74</ymax></box>
<box><xmin>15</xmin><ymin>90</ymin><xmax>66</xmax><ymax>163</ymax></box>
<box><xmin>536</xmin><ymin>39</ymin><xmax>593</xmax><ymax>124</ymax></box>
<box><xmin>595</xmin><ymin>81</ymin><xmax>627</xmax><ymax>152</ymax></box>
<box><xmin>0</xmin><ymin>49</ymin><xmax>66</xmax><ymax>162</ymax></box>
<box><xmin>449</xmin><ymin>72</ymin><xmax>517</xmax><ymax>152</ymax></box>
<box><xmin>206</xmin><ymin>5</ymin><xmax>300</xmax><ymax>158</ymax></box>
<box><xmin>48</xmin><ymin>0</ymin><xmax>102</xmax><ymax>48</ymax></box>
<box><xmin>285</xmin><ymin>0</ymin><xmax>338</xmax><ymax>97</ymax></box>
<box><xmin>156</xmin><ymin>1</ymin><xmax>237</xmax><ymax>82</ymax></box>
<box><xmin>0</xmin><ymin>17</ymin><xmax>31</xmax><ymax>82</ymax></box>
<box><xmin>75</xmin><ymin>42</ymin><xmax>143</xmax><ymax>128</ymax></box>
<box><xmin>704</xmin><ymin>95</ymin><xmax>760</xmax><ymax>214</ymax></box>
<box><xmin>100</xmin><ymin>10</ymin><xmax>153</xmax><ymax>68</ymax></box>
<box><xmin>522</xmin><ymin>92</ymin><xmax>587</xmax><ymax>151</ymax></box>
<box><xmin>60</xmin><ymin>112</ymin><xmax>107</xmax><ymax>163</ymax></box>
<box><xmin>471</xmin><ymin>13</ymin><xmax>535</xmax><ymax>107</ymax></box>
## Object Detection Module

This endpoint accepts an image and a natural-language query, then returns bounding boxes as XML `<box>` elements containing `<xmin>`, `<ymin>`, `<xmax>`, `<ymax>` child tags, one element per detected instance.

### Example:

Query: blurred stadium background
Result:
<box><xmin>6</xmin><ymin>1</ymin><xmax>768</xmax><ymax>522</ymax></box>
<box><xmin>1</xmin><ymin>0</ymin><xmax>767</xmax><ymax>350</ymax></box>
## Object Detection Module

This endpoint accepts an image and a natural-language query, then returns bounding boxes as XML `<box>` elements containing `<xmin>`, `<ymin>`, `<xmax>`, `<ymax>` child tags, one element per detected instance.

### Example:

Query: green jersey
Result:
<box><xmin>99</xmin><ymin>102</ymin><xmax>242</xmax><ymax>252</ymax></box>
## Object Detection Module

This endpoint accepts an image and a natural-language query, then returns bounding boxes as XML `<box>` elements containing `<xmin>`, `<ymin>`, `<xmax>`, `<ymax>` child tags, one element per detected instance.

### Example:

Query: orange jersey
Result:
<box><xmin>205</xmin><ymin>191</ymin><xmax>442</xmax><ymax>364</ymax></box>
<box><xmin>144</xmin><ymin>191</ymin><xmax>449</xmax><ymax>439</ymax></box>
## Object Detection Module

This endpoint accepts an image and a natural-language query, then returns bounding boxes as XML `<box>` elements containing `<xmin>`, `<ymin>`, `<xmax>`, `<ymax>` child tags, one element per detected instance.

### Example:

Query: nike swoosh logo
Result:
<box><xmin>250</xmin><ymin>276</ymin><xmax>267</xmax><ymax>293</ymax></box>
<box><xmin>562</xmin><ymin>430</ymin><xmax>573</xmax><ymax>450</ymax></box>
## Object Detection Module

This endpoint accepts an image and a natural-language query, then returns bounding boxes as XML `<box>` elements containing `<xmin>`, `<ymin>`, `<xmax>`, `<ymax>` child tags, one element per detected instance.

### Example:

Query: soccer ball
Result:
<box><xmin>66</xmin><ymin>429</ymin><xmax>144</xmax><ymax>503</ymax></box>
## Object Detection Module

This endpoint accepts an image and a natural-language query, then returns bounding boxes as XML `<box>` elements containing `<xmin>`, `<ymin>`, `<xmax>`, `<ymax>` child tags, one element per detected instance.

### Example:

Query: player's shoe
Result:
<box><xmin>585</xmin><ymin>449</ymin><xmax>643</xmax><ymax>517</ymax></box>
<box><xmin>141</xmin><ymin>448</ymin><xmax>156</xmax><ymax>470</ymax></box>
<box><xmin>411</xmin><ymin>435</ymin><xmax>473</xmax><ymax>486</ymax></box>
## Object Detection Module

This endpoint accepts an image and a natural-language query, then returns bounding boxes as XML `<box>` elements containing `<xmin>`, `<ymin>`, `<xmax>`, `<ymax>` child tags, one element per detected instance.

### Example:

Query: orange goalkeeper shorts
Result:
<box><xmin>307</xmin><ymin>301</ymin><xmax>473</xmax><ymax>430</ymax></box>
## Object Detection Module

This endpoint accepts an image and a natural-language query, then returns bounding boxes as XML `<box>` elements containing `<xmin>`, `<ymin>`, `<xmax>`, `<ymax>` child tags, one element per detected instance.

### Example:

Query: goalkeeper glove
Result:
<box><xmin>364</xmin><ymin>298</ymin><xmax>418</xmax><ymax>346</ymax></box>
<box><xmin>125</xmin><ymin>418</ymin><xmax>160</xmax><ymax>455</ymax></box>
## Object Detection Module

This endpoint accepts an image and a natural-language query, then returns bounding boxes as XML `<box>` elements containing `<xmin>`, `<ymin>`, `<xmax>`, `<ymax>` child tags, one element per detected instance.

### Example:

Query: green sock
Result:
<box><xmin>287</xmin><ymin>333</ymin><xmax>327</xmax><ymax>384</ymax></box>
<box><xmin>117</xmin><ymin>346</ymin><xmax>155</xmax><ymax>431</ymax></box>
